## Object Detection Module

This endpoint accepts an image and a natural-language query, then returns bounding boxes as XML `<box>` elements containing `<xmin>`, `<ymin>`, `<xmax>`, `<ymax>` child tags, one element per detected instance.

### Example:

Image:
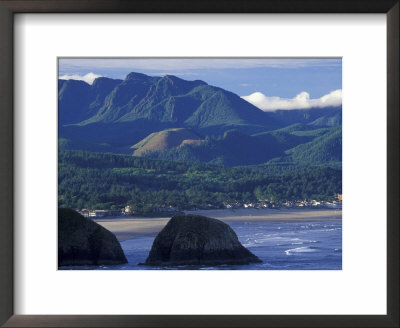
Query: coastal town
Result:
<box><xmin>77</xmin><ymin>194</ymin><xmax>343</xmax><ymax>218</ymax></box>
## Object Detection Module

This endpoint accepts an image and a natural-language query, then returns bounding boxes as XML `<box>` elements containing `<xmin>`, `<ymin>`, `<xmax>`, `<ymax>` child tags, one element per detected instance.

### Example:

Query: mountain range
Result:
<box><xmin>58</xmin><ymin>72</ymin><xmax>342</xmax><ymax>167</ymax></box>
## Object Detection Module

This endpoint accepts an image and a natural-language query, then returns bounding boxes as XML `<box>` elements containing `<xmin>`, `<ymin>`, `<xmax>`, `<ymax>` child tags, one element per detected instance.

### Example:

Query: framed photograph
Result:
<box><xmin>0</xmin><ymin>1</ymin><xmax>398</xmax><ymax>327</ymax></box>
<box><xmin>57</xmin><ymin>57</ymin><xmax>343</xmax><ymax>271</ymax></box>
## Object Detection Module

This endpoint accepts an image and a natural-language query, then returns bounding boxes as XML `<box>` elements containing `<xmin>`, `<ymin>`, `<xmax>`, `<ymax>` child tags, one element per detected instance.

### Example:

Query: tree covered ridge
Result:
<box><xmin>59</xmin><ymin>150</ymin><xmax>342</xmax><ymax>213</ymax></box>
<box><xmin>133</xmin><ymin>125</ymin><xmax>342</xmax><ymax>167</ymax></box>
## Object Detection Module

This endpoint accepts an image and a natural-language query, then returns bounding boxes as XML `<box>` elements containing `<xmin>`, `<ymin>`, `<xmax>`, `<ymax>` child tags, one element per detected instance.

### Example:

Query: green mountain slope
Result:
<box><xmin>58</xmin><ymin>73</ymin><xmax>286</xmax><ymax>153</ymax></box>
<box><xmin>59</xmin><ymin>73</ymin><xmax>280</xmax><ymax>135</ymax></box>
<box><xmin>59</xmin><ymin>78</ymin><xmax>122</xmax><ymax>125</ymax></box>
<box><xmin>132</xmin><ymin>128</ymin><xmax>203</xmax><ymax>156</ymax></box>
<box><xmin>131</xmin><ymin>123</ymin><xmax>341</xmax><ymax>167</ymax></box>
<box><xmin>135</xmin><ymin>129</ymin><xmax>284</xmax><ymax>166</ymax></box>
<box><xmin>252</xmin><ymin>124</ymin><xmax>332</xmax><ymax>150</ymax></box>
<box><xmin>269</xmin><ymin>106</ymin><xmax>342</xmax><ymax>127</ymax></box>
<box><xmin>58</xmin><ymin>72</ymin><xmax>342</xmax><ymax>168</ymax></box>
<box><xmin>271</xmin><ymin>125</ymin><xmax>342</xmax><ymax>166</ymax></box>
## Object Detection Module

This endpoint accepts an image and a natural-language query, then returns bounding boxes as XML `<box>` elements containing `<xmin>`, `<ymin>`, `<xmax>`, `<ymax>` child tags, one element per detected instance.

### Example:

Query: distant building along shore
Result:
<box><xmin>76</xmin><ymin>194</ymin><xmax>342</xmax><ymax>219</ymax></box>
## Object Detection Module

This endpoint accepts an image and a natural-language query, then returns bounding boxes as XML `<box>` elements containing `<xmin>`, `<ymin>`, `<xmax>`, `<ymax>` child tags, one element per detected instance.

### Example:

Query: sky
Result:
<box><xmin>58</xmin><ymin>58</ymin><xmax>342</xmax><ymax>111</ymax></box>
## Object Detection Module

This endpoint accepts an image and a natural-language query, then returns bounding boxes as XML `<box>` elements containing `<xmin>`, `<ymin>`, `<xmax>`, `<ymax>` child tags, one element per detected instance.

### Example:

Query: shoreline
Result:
<box><xmin>95</xmin><ymin>208</ymin><xmax>342</xmax><ymax>242</ymax></box>
<box><xmin>185</xmin><ymin>208</ymin><xmax>342</xmax><ymax>221</ymax></box>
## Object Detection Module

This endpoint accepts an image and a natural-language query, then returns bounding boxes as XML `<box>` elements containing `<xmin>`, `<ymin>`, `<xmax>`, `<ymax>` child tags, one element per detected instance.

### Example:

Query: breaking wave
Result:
<box><xmin>285</xmin><ymin>246</ymin><xmax>318</xmax><ymax>255</ymax></box>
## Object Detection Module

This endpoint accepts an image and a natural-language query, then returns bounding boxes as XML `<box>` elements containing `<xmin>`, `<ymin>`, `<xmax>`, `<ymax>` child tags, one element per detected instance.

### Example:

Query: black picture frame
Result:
<box><xmin>0</xmin><ymin>1</ymin><xmax>398</xmax><ymax>327</ymax></box>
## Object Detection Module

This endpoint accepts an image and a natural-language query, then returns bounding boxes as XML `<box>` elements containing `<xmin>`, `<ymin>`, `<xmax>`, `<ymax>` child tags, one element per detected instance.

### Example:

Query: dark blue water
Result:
<box><xmin>65</xmin><ymin>220</ymin><xmax>341</xmax><ymax>270</ymax></box>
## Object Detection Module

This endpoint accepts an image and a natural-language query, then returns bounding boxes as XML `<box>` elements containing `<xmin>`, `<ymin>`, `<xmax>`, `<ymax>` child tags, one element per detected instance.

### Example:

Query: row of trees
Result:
<box><xmin>58</xmin><ymin>150</ymin><xmax>342</xmax><ymax>213</ymax></box>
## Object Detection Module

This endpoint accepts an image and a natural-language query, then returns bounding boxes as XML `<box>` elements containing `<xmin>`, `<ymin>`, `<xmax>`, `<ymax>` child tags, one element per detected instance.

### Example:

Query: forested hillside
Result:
<box><xmin>59</xmin><ymin>150</ymin><xmax>342</xmax><ymax>213</ymax></box>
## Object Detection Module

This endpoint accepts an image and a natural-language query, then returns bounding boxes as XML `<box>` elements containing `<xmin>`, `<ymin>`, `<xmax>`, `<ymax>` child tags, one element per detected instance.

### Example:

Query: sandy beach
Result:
<box><xmin>95</xmin><ymin>208</ymin><xmax>342</xmax><ymax>242</ymax></box>
<box><xmin>94</xmin><ymin>217</ymin><xmax>170</xmax><ymax>241</ymax></box>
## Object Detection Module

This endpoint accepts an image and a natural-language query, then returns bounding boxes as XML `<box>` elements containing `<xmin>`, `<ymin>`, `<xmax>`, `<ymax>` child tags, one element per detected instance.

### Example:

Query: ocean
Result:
<box><xmin>65</xmin><ymin>219</ymin><xmax>342</xmax><ymax>270</ymax></box>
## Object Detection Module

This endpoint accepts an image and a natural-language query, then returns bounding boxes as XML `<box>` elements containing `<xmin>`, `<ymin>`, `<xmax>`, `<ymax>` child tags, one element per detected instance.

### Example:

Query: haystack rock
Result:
<box><xmin>58</xmin><ymin>208</ymin><xmax>127</xmax><ymax>266</ymax></box>
<box><xmin>144</xmin><ymin>214</ymin><xmax>261</xmax><ymax>266</ymax></box>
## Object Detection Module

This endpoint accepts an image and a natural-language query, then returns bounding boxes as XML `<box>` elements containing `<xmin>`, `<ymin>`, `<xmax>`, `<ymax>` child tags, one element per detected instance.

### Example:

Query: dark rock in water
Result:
<box><xmin>58</xmin><ymin>208</ymin><xmax>127</xmax><ymax>266</ymax></box>
<box><xmin>144</xmin><ymin>214</ymin><xmax>261</xmax><ymax>266</ymax></box>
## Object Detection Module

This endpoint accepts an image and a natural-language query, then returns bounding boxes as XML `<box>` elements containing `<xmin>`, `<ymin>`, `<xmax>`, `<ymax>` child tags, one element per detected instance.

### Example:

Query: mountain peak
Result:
<box><xmin>125</xmin><ymin>72</ymin><xmax>153</xmax><ymax>81</ymax></box>
<box><xmin>160</xmin><ymin>74</ymin><xmax>208</xmax><ymax>89</ymax></box>
<box><xmin>162</xmin><ymin>74</ymin><xmax>184</xmax><ymax>85</ymax></box>
<box><xmin>164</xmin><ymin>74</ymin><xmax>179</xmax><ymax>80</ymax></box>
<box><xmin>92</xmin><ymin>76</ymin><xmax>122</xmax><ymax>87</ymax></box>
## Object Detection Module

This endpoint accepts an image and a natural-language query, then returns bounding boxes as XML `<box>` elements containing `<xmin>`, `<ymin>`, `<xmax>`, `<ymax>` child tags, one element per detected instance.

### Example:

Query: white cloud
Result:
<box><xmin>242</xmin><ymin>89</ymin><xmax>342</xmax><ymax>111</ymax></box>
<box><xmin>59</xmin><ymin>72</ymin><xmax>103</xmax><ymax>85</ymax></box>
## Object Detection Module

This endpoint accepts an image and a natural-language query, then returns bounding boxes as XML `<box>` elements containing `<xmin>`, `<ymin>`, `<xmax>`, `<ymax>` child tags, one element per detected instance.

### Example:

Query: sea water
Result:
<box><xmin>65</xmin><ymin>220</ymin><xmax>341</xmax><ymax>270</ymax></box>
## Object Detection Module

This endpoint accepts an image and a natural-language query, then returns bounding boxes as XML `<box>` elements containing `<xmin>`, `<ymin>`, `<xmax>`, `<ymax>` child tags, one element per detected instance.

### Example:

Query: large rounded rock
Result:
<box><xmin>58</xmin><ymin>208</ymin><xmax>127</xmax><ymax>266</ymax></box>
<box><xmin>144</xmin><ymin>214</ymin><xmax>261</xmax><ymax>266</ymax></box>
